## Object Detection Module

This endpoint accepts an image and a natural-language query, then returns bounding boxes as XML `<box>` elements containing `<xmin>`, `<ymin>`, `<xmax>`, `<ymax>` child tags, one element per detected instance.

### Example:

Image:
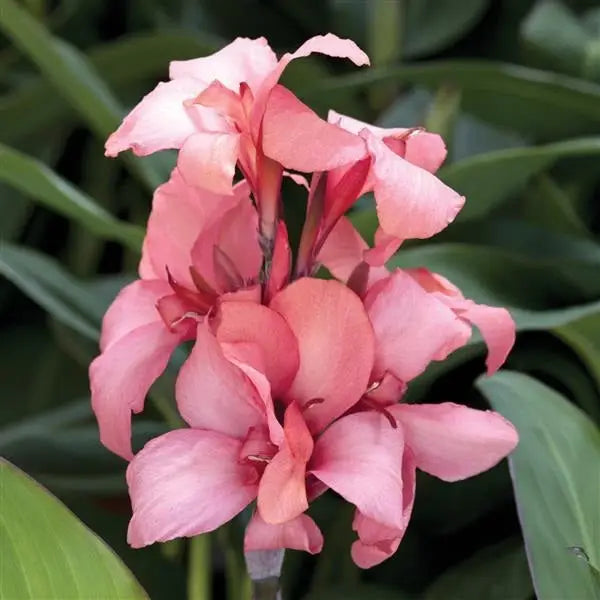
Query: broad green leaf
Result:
<box><xmin>556</xmin><ymin>312</ymin><xmax>600</xmax><ymax>392</ymax></box>
<box><xmin>425</xmin><ymin>538</ymin><xmax>532</xmax><ymax>600</ymax></box>
<box><xmin>404</xmin><ymin>0</ymin><xmax>490</xmax><ymax>59</ymax></box>
<box><xmin>0</xmin><ymin>243</ymin><xmax>102</xmax><ymax>341</ymax></box>
<box><xmin>1</xmin><ymin>31</ymin><xmax>220</xmax><ymax>143</ymax></box>
<box><xmin>301</xmin><ymin>61</ymin><xmax>600</xmax><ymax>140</ymax></box>
<box><xmin>522</xmin><ymin>0</ymin><xmax>600</xmax><ymax>81</ymax></box>
<box><xmin>0</xmin><ymin>459</ymin><xmax>148</xmax><ymax>599</ymax></box>
<box><xmin>0</xmin><ymin>0</ymin><xmax>165</xmax><ymax>189</ymax></box>
<box><xmin>0</xmin><ymin>143</ymin><xmax>144</xmax><ymax>251</ymax></box>
<box><xmin>305</xmin><ymin>585</ymin><xmax>414</xmax><ymax>600</ymax></box>
<box><xmin>477</xmin><ymin>371</ymin><xmax>600</xmax><ymax>599</ymax></box>
<box><xmin>439</xmin><ymin>137</ymin><xmax>600</xmax><ymax>222</ymax></box>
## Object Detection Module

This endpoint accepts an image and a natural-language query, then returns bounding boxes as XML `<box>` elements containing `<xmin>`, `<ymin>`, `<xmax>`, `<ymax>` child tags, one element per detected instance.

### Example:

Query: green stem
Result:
<box><xmin>188</xmin><ymin>535</ymin><xmax>211</xmax><ymax>600</ymax></box>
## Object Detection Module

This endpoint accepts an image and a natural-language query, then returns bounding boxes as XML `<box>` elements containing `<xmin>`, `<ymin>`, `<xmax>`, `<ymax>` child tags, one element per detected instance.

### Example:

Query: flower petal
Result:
<box><xmin>178</xmin><ymin>131</ymin><xmax>241</xmax><ymax>196</ymax></box>
<box><xmin>270</xmin><ymin>278</ymin><xmax>375</xmax><ymax>432</ymax></box>
<box><xmin>212</xmin><ymin>301</ymin><xmax>299</xmax><ymax>397</ymax></box>
<box><xmin>262</xmin><ymin>85</ymin><xmax>367</xmax><ymax>172</ymax></box>
<box><xmin>127</xmin><ymin>429</ymin><xmax>257</xmax><ymax>547</ymax></box>
<box><xmin>454</xmin><ymin>301</ymin><xmax>515</xmax><ymax>375</ymax></box>
<box><xmin>264</xmin><ymin>221</ymin><xmax>291</xmax><ymax>303</ymax></box>
<box><xmin>105</xmin><ymin>78</ymin><xmax>206</xmax><ymax>156</ymax></box>
<box><xmin>175</xmin><ymin>323</ymin><xmax>264</xmax><ymax>437</ymax></box>
<box><xmin>365</xmin><ymin>270</ymin><xmax>471</xmax><ymax>382</ymax></box>
<box><xmin>310</xmin><ymin>411</ymin><xmax>405</xmax><ymax>530</ymax></box>
<box><xmin>99</xmin><ymin>279</ymin><xmax>172</xmax><ymax>351</ymax></box>
<box><xmin>366</xmin><ymin>133</ymin><xmax>464</xmax><ymax>240</ymax></box>
<box><xmin>391</xmin><ymin>402</ymin><xmax>518</xmax><ymax>481</ymax></box>
<box><xmin>244</xmin><ymin>511</ymin><xmax>323</xmax><ymax>554</ymax></box>
<box><xmin>257</xmin><ymin>404</ymin><xmax>313</xmax><ymax>524</ymax></box>
<box><xmin>169</xmin><ymin>37</ymin><xmax>277</xmax><ymax>93</ymax></box>
<box><xmin>140</xmin><ymin>168</ymin><xmax>243</xmax><ymax>287</ymax></box>
<box><xmin>90</xmin><ymin>322</ymin><xmax>181</xmax><ymax>460</ymax></box>
<box><xmin>351</xmin><ymin>449</ymin><xmax>416</xmax><ymax>568</ymax></box>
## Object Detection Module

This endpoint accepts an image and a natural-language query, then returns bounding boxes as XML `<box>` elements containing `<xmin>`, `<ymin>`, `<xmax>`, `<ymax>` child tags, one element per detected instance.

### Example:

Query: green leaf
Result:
<box><xmin>0</xmin><ymin>0</ymin><xmax>165</xmax><ymax>189</ymax></box>
<box><xmin>477</xmin><ymin>371</ymin><xmax>600</xmax><ymax>599</ymax></box>
<box><xmin>1</xmin><ymin>31</ymin><xmax>220</xmax><ymax>144</ymax></box>
<box><xmin>439</xmin><ymin>137</ymin><xmax>600</xmax><ymax>223</ymax></box>
<box><xmin>0</xmin><ymin>143</ymin><xmax>144</xmax><ymax>252</ymax></box>
<box><xmin>0</xmin><ymin>459</ymin><xmax>148</xmax><ymax>599</ymax></box>
<box><xmin>404</xmin><ymin>0</ymin><xmax>490</xmax><ymax>59</ymax></box>
<box><xmin>522</xmin><ymin>0</ymin><xmax>600</xmax><ymax>81</ymax></box>
<box><xmin>556</xmin><ymin>312</ymin><xmax>600</xmax><ymax>392</ymax></box>
<box><xmin>425</xmin><ymin>538</ymin><xmax>532</xmax><ymax>600</ymax></box>
<box><xmin>0</xmin><ymin>243</ymin><xmax>103</xmax><ymax>341</ymax></box>
<box><xmin>301</xmin><ymin>61</ymin><xmax>600</xmax><ymax>141</ymax></box>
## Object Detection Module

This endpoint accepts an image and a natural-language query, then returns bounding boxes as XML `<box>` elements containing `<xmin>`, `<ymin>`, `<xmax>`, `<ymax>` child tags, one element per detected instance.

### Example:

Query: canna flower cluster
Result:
<box><xmin>91</xmin><ymin>34</ymin><xmax>518</xmax><ymax>568</ymax></box>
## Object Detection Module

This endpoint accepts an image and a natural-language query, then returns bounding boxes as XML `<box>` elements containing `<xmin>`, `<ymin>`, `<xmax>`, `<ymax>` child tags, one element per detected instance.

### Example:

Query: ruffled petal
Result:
<box><xmin>90</xmin><ymin>322</ymin><xmax>181</xmax><ymax>460</ymax></box>
<box><xmin>270</xmin><ymin>278</ymin><xmax>375</xmax><ymax>432</ymax></box>
<box><xmin>140</xmin><ymin>168</ymin><xmax>243</xmax><ymax>287</ymax></box>
<box><xmin>262</xmin><ymin>85</ymin><xmax>367</xmax><ymax>171</ymax></box>
<box><xmin>257</xmin><ymin>404</ymin><xmax>313</xmax><ymax>524</ymax></box>
<box><xmin>390</xmin><ymin>402</ymin><xmax>518</xmax><ymax>481</ymax></box>
<box><xmin>310</xmin><ymin>411</ymin><xmax>405</xmax><ymax>530</ymax></box>
<box><xmin>244</xmin><ymin>511</ymin><xmax>323</xmax><ymax>554</ymax></box>
<box><xmin>178</xmin><ymin>131</ymin><xmax>241</xmax><ymax>196</ymax></box>
<box><xmin>365</xmin><ymin>270</ymin><xmax>471</xmax><ymax>382</ymax></box>
<box><xmin>99</xmin><ymin>279</ymin><xmax>172</xmax><ymax>352</ymax></box>
<box><xmin>175</xmin><ymin>323</ymin><xmax>264</xmax><ymax>437</ymax></box>
<box><xmin>213</xmin><ymin>301</ymin><xmax>299</xmax><ymax>397</ymax></box>
<box><xmin>127</xmin><ymin>429</ymin><xmax>257</xmax><ymax>547</ymax></box>
<box><xmin>105</xmin><ymin>78</ymin><xmax>206</xmax><ymax>156</ymax></box>
<box><xmin>351</xmin><ymin>449</ymin><xmax>416</xmax><ymax>568</ymax></box>
<box><xmin>169</xmin><ymin>37</ymin><xmax>278</xmax><ymax>93</ymax></box>
<box><xmin>366</xmin><ymin>133</ymin><xmax>464</xmax><ymax>240</ymax></box>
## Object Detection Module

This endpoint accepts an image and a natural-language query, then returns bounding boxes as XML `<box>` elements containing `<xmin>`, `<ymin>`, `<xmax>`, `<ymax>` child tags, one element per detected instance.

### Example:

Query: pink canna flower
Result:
<box><xmin>125</xmin><ymin>278</ymin><xmax>517</xmax><ymax>567</ymax></box>
<box><xmin>89</xmin><ymin>168</ymin><xmax>263</xmax><ymax>460</ymax></box>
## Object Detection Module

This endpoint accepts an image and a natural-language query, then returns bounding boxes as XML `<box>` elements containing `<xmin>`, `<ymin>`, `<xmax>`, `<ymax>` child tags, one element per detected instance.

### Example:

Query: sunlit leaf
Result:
<box><xmin>478</xmin><ymin>371</ymin><xmax>600</xmax><ymax>599</ymax></box>
<box><xmin>0</xmin><ymin>459</ymin><xmax>148</xmax><ymax>599</ymax></box>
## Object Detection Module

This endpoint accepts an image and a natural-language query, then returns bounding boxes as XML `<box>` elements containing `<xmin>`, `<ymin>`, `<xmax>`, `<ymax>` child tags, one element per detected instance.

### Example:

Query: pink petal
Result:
<box><xmin>265</xmin><ymin>221</ymin><xmax>291</xmax><ymax>303</ymax></box>
<box><xmin>363</xmin><ymin>227</ymin><xmax>402</xmax><ymax>267</ymax></box>
<box><xmin>317</xmin><ymin>217</ymin><xmax>388</xmax><ymax>289</ymax></box>
<box><xmin>169</xmin><ymin>37</ymin><xmax>278</xmax><ymax>93</ymax></box>
<box><xmin>127</xmin><ymin>429</ymin><xmax>257</xmax><ymax>547</ymax></box>
<box><xmin>212</xmin><ymin>196</ymin><xmax>262</xmax><ymax>283</ymax></box>
<box><xmin>391</xmin><ymin>402</ymin><xmax>518</xmax><ymax>481</ymax></box>
<box><xmin>244</xmin><ymin>511</ymin><xmax>323</xmax><ymax>554</ymax></box>
<box><xmin>194</xmin><ymin>80</ymin><xmax>245</xmax><ymax>124</ymax></box>
<box><xmin>403</xmin><ymin>131</ymin><xmax>447</xmax><ymax>173</ymax></box>
<box><xmin>270</xmin><ymin>278</ymin><xmax>375</xmax><ymax>432</ymax></box>
<box><xmin>140</xmin><ymin>168</ymin><xmax>243</xmax><ymax>287</ymax></box>
<box><xmin>328</xmin><ymin>110</ymin><xmax>447</xmax><ymax>173</ymax></box>
<box><xmin>262</xmin><ymin>85</ymin><xmax>367</xmax><ymax>172</ymax></box>
<box><xmin>175</xmin><ymin>323</ymin><xmax>264</xmax><ymax>437</ymax></box>
<box><xmin>105</xmin><ymin>78</ymin><xmax>208</xmax><ymax>156</ymax></box>
<box><xmin>90</xmin><ymin>322</ymin><xmax>182</xmax><ymax>460</ymax></box>
<box><xmin>366</xmin><ymin>133</ymin><xmax>464</xmax><ymax>239</ymax></box>
<box><xmin>257</xmin><ymin>404</ymin><xmax>313</xmax><ymax>524</ymax></box>
<box><xmin>178</xmin><ymin>131</ymin><xmax>240</xmax><ymax>196</ymax></box>
<box><xmin>99</xmin><ymin>279</ymin><xmax>172</xmax><ymax>352</ymax></box>
<box><xmin>453</xmin><ymin>301</ymin><xmax>515</xmax><ymax>375</ymax></box>
<box><xmin>213</xmin><ymin>301</ymin><xmax>299</xmax><ymax>397</ymax></box>
<box><xmin>365</xmin><ymin>270</ymin><xmax>471</xmax><ymax>382</ymax></box>
<box><xmin>351</xmin><ymin>450</ymin><xmax>416</xmax><ymax>568</ymax></box>
<box><xmin>284</xmin><ymin>171</ymin><xmax>310</xmax><ymax>190</ymax></box>
<box><xmin>310</xmin><ymin>411</ymin><xmax>405</xmax><ymax>530</ymax></box>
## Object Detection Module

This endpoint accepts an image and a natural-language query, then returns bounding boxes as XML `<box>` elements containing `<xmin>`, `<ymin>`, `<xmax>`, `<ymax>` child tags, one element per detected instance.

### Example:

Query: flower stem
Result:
<box><xmin>188</xmin><ymin>535</ymin><xmax>211</xmax><ymax>600</ymax></box>
<box><xmin>245</xmin><ymin>549</ymin><xmax>285</xmax><ymax>600</ymax></box>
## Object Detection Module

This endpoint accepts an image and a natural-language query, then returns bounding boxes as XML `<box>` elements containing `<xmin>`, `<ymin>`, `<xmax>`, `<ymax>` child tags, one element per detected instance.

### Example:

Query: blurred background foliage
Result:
<box><xmin>1</xmin><ymin>0</ymin><xmax>600</xmax><ymax>598</ymax></box>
